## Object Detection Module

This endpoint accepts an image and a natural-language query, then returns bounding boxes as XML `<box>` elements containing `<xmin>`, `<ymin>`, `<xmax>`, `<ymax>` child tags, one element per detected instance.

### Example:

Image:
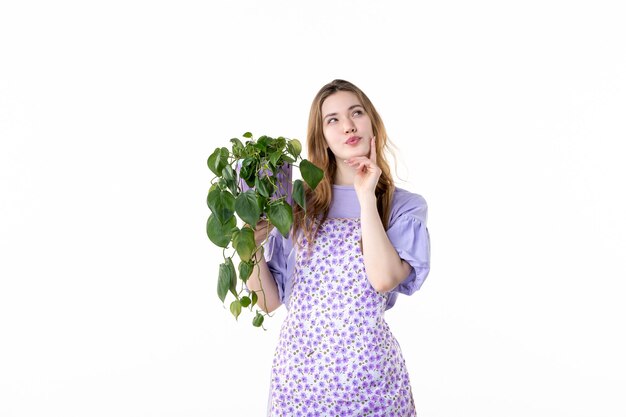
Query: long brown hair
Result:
<box><xmin>292</xmin><ymin>79</ymin><xmax>396</xmax><ymax>246</ymax></box>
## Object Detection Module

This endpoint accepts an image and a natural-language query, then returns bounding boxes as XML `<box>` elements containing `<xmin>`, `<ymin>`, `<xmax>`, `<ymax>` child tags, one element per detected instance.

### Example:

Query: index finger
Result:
<box><xmin>369</xmin><ymin>136</ymin><xmax>377</xmax><ymax>163</ymax></box>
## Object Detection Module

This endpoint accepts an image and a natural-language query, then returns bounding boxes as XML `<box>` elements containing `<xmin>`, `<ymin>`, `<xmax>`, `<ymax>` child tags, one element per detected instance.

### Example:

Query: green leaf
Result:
<box><xmin>257</xmin><ymin>135</ymin><xmax>270</xmax><ymax>151</ymax></box>
<box><xmin>287</xmin><ymin>139</ymin><xmax>302</xmax><ymax>158</ymax></box>
<box><xmin>235</xmin><ymin>190</ymin><xmax>261</xmax><ymax>227</ymax></box>
<box><xmin>230</xmin><ymin>137</ymin><xmax>244</xmax><ymax>149</ymax></box>
<box><xmin>257</xmin><ymin>195</ymin><xmax>268</xmax><ymax>217</ymax></box>
<box><xmin>217</xmin><ymin>262</ymin><xmax>232</xmax><ymax>303</ymax></box>
<box><xmin>242</xmin><ymin>132</ymin><xmax>253</xmax><ymax>138</ymax></box>
<box><xmin>207</xmin><ymin>147</ymin><xmax>229</xmax><ymax>177</ymax></box>
<box><xmin>292</xmin><ymin>179</ymin><xmax>305</xmax><ymax>211</ymax></box>
<box><xmin>254</xmin><ymin>176</ymin><xmax>272</xmax><ymax>198</ymax></box>
<box><xmin>233</xmin><ymin>226</ymin><xmax>256</xmax><ymax>262</ymax></box>
<box><xmin>273</xmin><ymin>137</ymin><xmax>286</xmax><ymax>152</ymax></box>
<box><xmin>230</xmin><ymin>138</ymin><xmax>244</xmax><ymax>158</ymax></box>
<box><xmin>300</xmin><ymin>159</ymin><xmax>324</xmax><ymax>190</ymax></box>
<box><xmin>251</xmin><ymin>291</ymin><xmax>258</xmax><ymax>307</ymax></box>
<box><xmin>269</xmin><ymin>150</ymin><xmax>283</xmax><ymax>167</ymax></box>
<box><xmin>226</xmin><ymin>257</ymin><xmax>237</xmax><ymax>297</ymax></box>
<box><xmin>238</xmin><ymin>260</ymin><xmax>254</xmax><ymax>283</ymax></box>
<box><xmin>268</xmin><ymin>200</ymin><xmax>293</xmax><ymax>238</ymax></box>
<box><xmin>206</xmin><ymin>214</ymin><xmax>236</xmax><ymax>248</ymax></box>
<box><xmin>240</xmin><ymin>158</ymin><xmax>257</xmax><ymax>187</ymax></box>
<box><xmin>252</xmin><ymin>312</ymin><xmax>264</xmax><ymax>327</ymax></box>
<box><xmin>221</xmin><ymin>164</ymin><xmax>238</xmax><ymax>195</ymax></box>
<box><xmin>240</xmin><ymin>296</ymin><xmax>251</xmax><ymax>308</ymax></box>
<box><xmin>207</xmin><ymin>188</ymin><xmax>235</xmax><ymax>225</ymax></box>
<box><xmin>230</xmin><ymin>300</ymin><xmax>242</xmax><ymax>320</ymax></box>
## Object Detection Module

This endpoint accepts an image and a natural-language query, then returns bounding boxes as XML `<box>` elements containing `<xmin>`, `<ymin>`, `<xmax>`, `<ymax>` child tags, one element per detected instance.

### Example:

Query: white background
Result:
<box><xmin>1</xmin><ymin>0</ymin><xmax>625</xmax><ymax>416</ymax></box>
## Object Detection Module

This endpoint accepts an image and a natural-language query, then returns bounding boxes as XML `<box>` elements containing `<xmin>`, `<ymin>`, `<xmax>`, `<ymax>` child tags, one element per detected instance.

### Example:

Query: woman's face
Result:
<box><xmin>321</xmin><ymin>91</ymin><xmax>373</xmax><ymax>161</ymax></box>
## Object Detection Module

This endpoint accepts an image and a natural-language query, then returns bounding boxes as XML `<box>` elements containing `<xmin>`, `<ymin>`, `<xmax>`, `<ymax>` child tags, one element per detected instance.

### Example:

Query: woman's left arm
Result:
<box><xmin>359</xmin><ymin>196</ymin><xmax>412</xmax><ymax>292</ymax></box>
<box><xmin>346</xmin><ymin>137</ymin><xmax>412</xmax><ymax>293</ymax></box>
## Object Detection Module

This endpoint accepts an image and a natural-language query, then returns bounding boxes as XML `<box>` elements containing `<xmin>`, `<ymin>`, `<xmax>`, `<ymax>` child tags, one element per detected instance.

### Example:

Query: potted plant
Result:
<box><xmin>206</xmin><ymin>132</ymin><xmax>324</xmax><ymax>327</ymax></box>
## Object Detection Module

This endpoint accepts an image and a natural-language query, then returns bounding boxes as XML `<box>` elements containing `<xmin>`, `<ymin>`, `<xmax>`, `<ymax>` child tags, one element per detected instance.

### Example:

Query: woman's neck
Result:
<box><xmin>333</xmin><ymin>161</ymin><xmax>355</xmax><ymax>186</ymax></box>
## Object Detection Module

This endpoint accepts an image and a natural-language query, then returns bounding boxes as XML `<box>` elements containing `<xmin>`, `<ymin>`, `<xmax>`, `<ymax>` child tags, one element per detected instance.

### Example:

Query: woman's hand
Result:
<box><xmin>345</xmin><ymin>136</ymin><xmax>381</xmax><ymax>200</ymax></box>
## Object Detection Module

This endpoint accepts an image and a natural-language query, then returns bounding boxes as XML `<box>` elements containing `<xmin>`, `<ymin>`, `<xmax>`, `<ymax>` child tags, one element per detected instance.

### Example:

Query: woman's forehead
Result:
<box><xmin>321</xmin><ymin>91</ymin><xmax>362</xmax><ymax>113</ymax></box>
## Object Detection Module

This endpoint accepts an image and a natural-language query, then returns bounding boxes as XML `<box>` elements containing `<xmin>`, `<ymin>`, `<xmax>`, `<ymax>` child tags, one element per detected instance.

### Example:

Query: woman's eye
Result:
<box><xmin>353</xmin><ymin>110</ymin><xmax>363</xmax><ymax>117</ymax></box>
<box><xmin>327</xmin><ymin>118</ymin><xmax>337</xmax><ymax>124</ymax></box>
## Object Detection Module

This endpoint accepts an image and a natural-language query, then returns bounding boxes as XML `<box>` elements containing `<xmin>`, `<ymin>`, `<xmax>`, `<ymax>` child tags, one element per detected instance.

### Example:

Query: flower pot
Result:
<box><xmin>236</xmin><ymin>162</ymin><xmax>293</xmax><ymax>206</ymax></box>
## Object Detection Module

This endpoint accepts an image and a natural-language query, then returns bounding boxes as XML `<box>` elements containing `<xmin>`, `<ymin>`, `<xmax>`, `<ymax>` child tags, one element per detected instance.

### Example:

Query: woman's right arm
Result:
<box><xmin>247</xmin><ymin>220</ymin><xmax>281</xmax><ymax>313</ymax></box>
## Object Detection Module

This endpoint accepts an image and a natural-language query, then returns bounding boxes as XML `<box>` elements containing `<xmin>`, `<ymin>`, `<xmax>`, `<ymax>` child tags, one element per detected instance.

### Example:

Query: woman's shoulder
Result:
<box><xmin>390</xmin><ymin>186</ymin><xmax>428</xmax><ymax>224</ymax></box>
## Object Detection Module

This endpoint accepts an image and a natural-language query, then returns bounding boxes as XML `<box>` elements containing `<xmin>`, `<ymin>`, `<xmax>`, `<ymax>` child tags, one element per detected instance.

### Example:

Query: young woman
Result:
<box><xmin>248</xmin><ymin>79</ymin><xmax>431</xmax><ymax>417</ymax></box>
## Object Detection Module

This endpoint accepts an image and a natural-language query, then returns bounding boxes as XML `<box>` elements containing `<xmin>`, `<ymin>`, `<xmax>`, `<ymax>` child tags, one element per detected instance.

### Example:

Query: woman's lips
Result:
<box><xmin>346</xmin><ymin>136</ymin><xmax>361</xmax><ymax>145</ymax></box>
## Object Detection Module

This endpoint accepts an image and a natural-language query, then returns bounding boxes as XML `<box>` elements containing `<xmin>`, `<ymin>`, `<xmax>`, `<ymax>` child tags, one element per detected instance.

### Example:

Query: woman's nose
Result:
<box><xmin>344</xmin><ymin>121</ymin><xmax>356</xmax><ymax>133</ymax></box>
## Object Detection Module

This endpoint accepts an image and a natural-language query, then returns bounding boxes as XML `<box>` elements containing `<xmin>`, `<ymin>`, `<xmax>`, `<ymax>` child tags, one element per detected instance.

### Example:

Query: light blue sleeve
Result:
<box><xmin>385</xmin><ymin>191</ymin><xmax>431</xmax><ymax>310</ymax></box>
<box><xmin>263</xmin><ymin>226</ymin><xmax>296</xmax><ymax>307</ymax></box>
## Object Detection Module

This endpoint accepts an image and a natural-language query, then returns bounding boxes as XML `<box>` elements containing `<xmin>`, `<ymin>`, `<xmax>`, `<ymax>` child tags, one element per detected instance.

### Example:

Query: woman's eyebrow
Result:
<box><xmin>323</xmin><ymin>104</ymin><xmax>364</xmax><ymax>120</ymax></box>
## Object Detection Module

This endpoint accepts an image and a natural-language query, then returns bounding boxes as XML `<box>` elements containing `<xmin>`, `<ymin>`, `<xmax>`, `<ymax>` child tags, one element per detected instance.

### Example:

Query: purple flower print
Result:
<box><xmin>268</xmin><ymin>218</ymin><xmax>416</xmax><ymax>417</ymax></box>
